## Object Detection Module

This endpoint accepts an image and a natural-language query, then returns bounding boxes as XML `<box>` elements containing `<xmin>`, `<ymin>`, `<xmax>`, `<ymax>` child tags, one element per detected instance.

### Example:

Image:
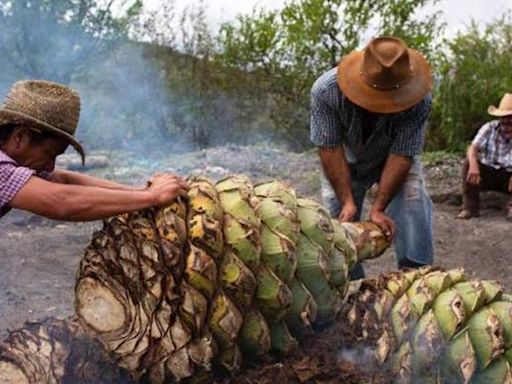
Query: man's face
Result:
<box><xmin>500</xmin><ymin>116</ymin><xmax>512</xmax><ymax>141</ymax></box>
<box><xmin>15</xmin><ymin>128</ymin><xmax>69</xmax><ymax>173</ymax></box>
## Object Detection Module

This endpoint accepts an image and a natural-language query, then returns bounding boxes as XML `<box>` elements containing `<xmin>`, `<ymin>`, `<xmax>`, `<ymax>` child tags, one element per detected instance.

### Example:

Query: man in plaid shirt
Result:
<box><xmin>311</xmin><ymin>37</ymin><xmax>434</xmax><ymax>279</ymax></box>
<box><xmin>0</xmin><ymin>80</ymin><xmax>188</xmax><ymax>221</ymax></box>
<box><xmin>457</xmin><ymin>93</ymin><xmax>512</xmax><ymax>220</ymax></box>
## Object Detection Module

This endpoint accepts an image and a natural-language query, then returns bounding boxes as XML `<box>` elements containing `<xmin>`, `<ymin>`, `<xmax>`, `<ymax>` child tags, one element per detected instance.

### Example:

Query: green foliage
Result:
<box><xmin>0</xmin><ymin>0</ymin><xmax>140</xmax><ymax>83</ymax></box>
<box><xmin>428</xmin><ymin>14</ymin><xmax>512</xmax><ymax>151</ymax></box>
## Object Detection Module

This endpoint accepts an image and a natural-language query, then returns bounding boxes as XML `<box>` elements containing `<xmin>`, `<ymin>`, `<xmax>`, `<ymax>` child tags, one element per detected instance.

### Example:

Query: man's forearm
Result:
<box><xmin>11</xmin><ymin>177</ymin><xmax>156</xmax><ymax>221</ymax></box>
<box><xmin>52</xmin><ymin>169</ymin><xmax>142</xmax><ymax>190</ymax></box>
<box><xmin>318</xmin><ymin>147</ymin><xmax>354</xmax><ymax>205</ymax></box>
<box><xmin>467</xmin><ymin>144</ymin><xmax>480</xmax><ymax>169</ymax></box>
<box><xmin>373</xmin><ymin>154</ymin><xmax>413</xmax><ymax>211</ymax></box>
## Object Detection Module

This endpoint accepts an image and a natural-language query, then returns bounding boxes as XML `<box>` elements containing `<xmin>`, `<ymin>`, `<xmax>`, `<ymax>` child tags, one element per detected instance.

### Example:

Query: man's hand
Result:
<box><xmin>508</xmin><ymin>176</ymin><xmax>512</xmax><ymax>193</ymax></box>
<box><xmin>147</xmin><ymin>173</ymin><xmax>189</xmax><ymax>207</ymax></box>
<box><xmin>369</xmin><ymin>208</ymin><xmax>395</xmax><ymax>240</ymax></box>
<box><xmin>338</xmin><ymin>200</ymin><xmax>358</xmax><ymax>222</ymax></box>
<box><xmin>466</xmin><ymin>165</ymin><xmax>481</xmax><ymax>186</ymax></box>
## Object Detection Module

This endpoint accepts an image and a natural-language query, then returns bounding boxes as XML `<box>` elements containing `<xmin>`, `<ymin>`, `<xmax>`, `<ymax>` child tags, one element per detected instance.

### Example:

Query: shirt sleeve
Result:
<box><xmin>471</xmin><ymin>122</ymin><xmax>493</xmax><ymax>149</ymax></box>
<box><xmin>390</xmin><ymin>95</ymin><xmax>432</xmax><ymax>157</ymax></box>
<box><xmin>0</xmin><ymin>162</ymin><xmax>35</xmax><ymax>210</ymax></box>
<box><xmin>309</xmin><ymin>87</ymin><xmax>343</xmax><ymax>148</ymax></box>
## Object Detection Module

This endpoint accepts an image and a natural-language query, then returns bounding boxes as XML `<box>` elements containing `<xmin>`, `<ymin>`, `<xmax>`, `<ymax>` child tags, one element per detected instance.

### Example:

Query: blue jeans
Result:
<box><xmin>321</xmin><ymin>157</ymin><xmax>434</xmax><ymax>279</ymax></box>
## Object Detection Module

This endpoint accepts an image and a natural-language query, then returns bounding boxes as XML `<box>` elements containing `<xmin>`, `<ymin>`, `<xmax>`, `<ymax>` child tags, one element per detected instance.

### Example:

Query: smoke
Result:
<box><xmin>338</xmin><ymin>345</ymin><xmax>380</xmax><ymax>373</ymax></box>
<box><xmin>0</xmin><ymin>1</ymin><xmax>281</xmax><ymax>164</ymax></box>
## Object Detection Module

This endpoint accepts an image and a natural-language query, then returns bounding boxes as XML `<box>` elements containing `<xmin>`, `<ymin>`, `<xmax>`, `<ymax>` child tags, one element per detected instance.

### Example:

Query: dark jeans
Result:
<box><xmin>461</xmin><ymin>160</ymin><xmax>512</xmax><ymax>214</ymax></box>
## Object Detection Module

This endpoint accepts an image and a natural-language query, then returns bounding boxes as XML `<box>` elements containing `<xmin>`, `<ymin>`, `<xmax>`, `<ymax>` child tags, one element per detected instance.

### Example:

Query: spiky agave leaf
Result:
<box><xmin>254</xmin><ymin>180</ymin><xmax>300</xmax><ymax>244</ymax></box>
<box><xmin>187</xmin><ymin>176</ymin><xmax>224</xmax><ymax>258</ymax></box>
<box><xmin>260</xmin><ymin>223</ymin><xmax>296</xmax><ymax>283</ymax></box>
<box><xmin>269</xmin><ymin>321</ymin><xmax>298</xmax><ymax>355</ymax></box>
<box><xmin>216</xmin><ymin>175</ymin><xmax>260</xmax><ymax>228</ymax></box>
<box><xmin>284</xmin><ymin>277</ymin><xmax>318</xmax><ymax>337</ymax></box>
<box><xmin>238</xmin><ymin>309</ymin><xmax>272</xmax><ymax>357</ymax></box>
<box><xmin>254</xmin><ymin>265</ymin><xmax>292</xmax><ymax>324</ymax></box>
<box><xmin>219</xmin><ymin>250</ymin><xmax>257</xmax><ymax>309</ymax></box>
<box><xmin>296</xmin><ymin>198</ymin><xmax>334</xmax><ymax>254</ymax></box>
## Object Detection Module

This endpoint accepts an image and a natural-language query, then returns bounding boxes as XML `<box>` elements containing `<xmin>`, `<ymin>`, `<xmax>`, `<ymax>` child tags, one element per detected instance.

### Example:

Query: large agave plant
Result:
<box><xmin>9</xmin><ymin>174</ymin><xmax>512</xmax><ymax>384</ymax></box>
<box><xmin>344</xmin><ymin>267</ymin><xmax>512</xmax><ymax>383</ymax></box>
<box><xmin>72</xmin><ymin>174</ymin><xmax>388</xmax><ymax>383</ymax></box>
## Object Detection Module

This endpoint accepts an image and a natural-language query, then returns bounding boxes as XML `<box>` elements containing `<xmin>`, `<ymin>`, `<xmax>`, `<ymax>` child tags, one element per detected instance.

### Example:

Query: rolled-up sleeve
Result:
<box><xmin>0</xmin><ymin>161</ymin><xmax>35</xmax><ymax>211</ymax></box>
<box><xmin>310</xmin><ymin>85</ymin><xmax>342</xmax><ymax>148</ymax></box>
<box><xmin>390</xmin><ymin>95</ymin><xmax>432</xmax><ymax>157</ymax></box>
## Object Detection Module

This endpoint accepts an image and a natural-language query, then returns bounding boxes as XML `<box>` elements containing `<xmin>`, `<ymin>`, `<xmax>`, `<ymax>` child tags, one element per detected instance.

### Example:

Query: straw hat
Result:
<box><xmin>0</xmin><ymin>80</ymin><xmax>85</xmax><ymax>162</ymax></box>
<box><xmin>488</xmin><ymin>93</ymin><xmax>512</xmax><ymax>117</ymax></box>
<box><xmin>338</xmin><ymin>36</ymin><xmax>433</xmax><ymax>114</ymax></box>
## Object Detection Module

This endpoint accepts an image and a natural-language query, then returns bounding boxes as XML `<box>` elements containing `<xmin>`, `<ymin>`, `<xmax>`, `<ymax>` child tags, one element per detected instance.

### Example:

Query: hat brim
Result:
<box><xmin>0</xmin><ymin>108</ymin><xmax>85</xmax><ymax>164</ymax></box>
<box><xmin>337</xmin><ymin>49</ymin><xmax>433</xmax><ymax>113</ymax></box>
<box><xmin>488</xmin><ymin>106</ymin><xmax>512</xmax><ymax>117</ymax></box>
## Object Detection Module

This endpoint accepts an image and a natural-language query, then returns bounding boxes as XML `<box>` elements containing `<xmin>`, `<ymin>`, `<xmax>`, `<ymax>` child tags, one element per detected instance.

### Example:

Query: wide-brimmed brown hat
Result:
<box><xmin>488</xmin><ymin>93</ymin><xmax>512</xmax><ymax>117</ymax></box>
<box><xmin>338</xmin><ymin>36</ymin><xmax>433</xmax><ymax>113</ymax></box>
<box><xmin>0</xmin><ymin>80</ymin><xmax>85</xmax><ymax>162</ymax></box>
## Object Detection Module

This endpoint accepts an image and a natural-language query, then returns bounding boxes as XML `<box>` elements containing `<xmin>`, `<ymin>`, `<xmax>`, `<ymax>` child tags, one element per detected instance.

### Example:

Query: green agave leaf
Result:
<box><xmin>297</xmin><ymin>198</ymin><xmax>334</xmax><ymax>253</ymax></box>
<box><xmin>439</xmin><ymin>331</ymin><xmax>476</xmax><ymax>384</ymax></box>
<box><xmin>238</xmin><ymin>309</ymin><xmax>271</xmax><ymax>357</ymax></box>
<box><xmin>260</xmin><ymin>223</ymin><xmax>297</xmax><ymax>283</ymax></box>
<box><xmin>254</xmin><ymin>265</ymin><xmax>292</xmax><ymax>324</ymax></box>
<box><xmin>471</xmin><ymin>357</ymin><xmax>512</xmax><ymax>384</ymax></box>
<box><xmin>284</xmin><ymin>277</ymin><xmax>318</xmax><ymax>337</ymax></box>
<box><xmin>468</xmin><ymin>307</ymin><xmax>506</xmax><ymax>370</ymax></box>
<box><xmin>269</xmin><ymin>321</ymin><xmax>298</xmax><ymax>355</ymax></box>
<box><xmin>220</xmin><ymin>251</ymin><xmax>257</xmax><ymax>308</ymax></box>
<box><xmin>432</xmin><ymin>288</ymin><xmax>466</xmax><ymax>340</ymax></box>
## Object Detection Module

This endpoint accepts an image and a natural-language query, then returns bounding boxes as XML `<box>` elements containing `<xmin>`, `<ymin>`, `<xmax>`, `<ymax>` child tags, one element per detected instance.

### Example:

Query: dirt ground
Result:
<box><xmin>1</xmin><ymin>146</ymin><xmax>511</xmax><ymax>355</ymax></box>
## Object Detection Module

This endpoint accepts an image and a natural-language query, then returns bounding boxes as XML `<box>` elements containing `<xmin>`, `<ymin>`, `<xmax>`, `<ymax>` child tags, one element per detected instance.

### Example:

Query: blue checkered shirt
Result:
<box><xmin>310</xmin><ymin>67</ymin><xmax>432</xmax><ymax>176</ymax></box>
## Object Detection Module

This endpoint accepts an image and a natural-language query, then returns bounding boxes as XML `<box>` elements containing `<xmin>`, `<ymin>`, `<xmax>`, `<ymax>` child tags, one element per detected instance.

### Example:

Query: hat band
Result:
<box><xmin>359</xmin><ymin>67</ymin><xmax>414</xmax><ymax>90</ymax></box>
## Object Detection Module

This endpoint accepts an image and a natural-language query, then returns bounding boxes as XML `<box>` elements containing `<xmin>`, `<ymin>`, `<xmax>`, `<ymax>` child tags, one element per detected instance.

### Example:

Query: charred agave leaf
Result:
<box><xmin>342</xmin><ymin>266</ymin><xmax>512</xmax><ymax>383</ymax></box>
<box><xmin>187</xmin><ymin>176</ymin><xmax>224</xmax><ymax>258</ymax></box>
<box><xmin>0</xmin><ymin>318</ymin><xmax>131</xmax><ymax>384</ymax></box>
<box><xmin>75</xmin><ymin>203</ymin><xmax>189</xmax><ymax>379</ymax></box>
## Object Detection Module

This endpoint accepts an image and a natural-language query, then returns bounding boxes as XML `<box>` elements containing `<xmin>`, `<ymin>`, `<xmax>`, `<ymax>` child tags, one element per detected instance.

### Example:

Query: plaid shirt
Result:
<box><xmin>0</xmin><ymin>150</ymin><xmax>51</xmax><ymax>218</ymax></box>
<box><xmin>310</xmin><ymin>67</ymin><xmax>432</xmax><ymax>176</ymax></box>
<box><xmin>472</xmin><ymin>120</ymin><xmax>512</xmax><ymax>171</ymax></box>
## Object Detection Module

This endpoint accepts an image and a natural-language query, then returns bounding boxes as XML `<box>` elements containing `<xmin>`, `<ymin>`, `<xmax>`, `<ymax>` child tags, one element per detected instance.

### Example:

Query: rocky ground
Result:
<box><xmin>1</xmin><ymin>145</ymin><xmax>511</xmax><ymax>382</ymax></box>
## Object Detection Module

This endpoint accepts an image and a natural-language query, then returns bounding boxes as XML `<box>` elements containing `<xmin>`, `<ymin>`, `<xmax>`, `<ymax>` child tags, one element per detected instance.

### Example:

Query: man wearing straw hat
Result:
<box><xmin>310</xmin><ymin>36</ymin><xmax>434</xmax><ymax>279</ymax></box>
<box><xmin>456</xmin><ymin>93</ymin><xmax>512</xmax><ymax>221</ymax></box>
<box><xmin>0</xmin><ymin>80</ymin><xmax>188</xmax><ymax>221</ymax></box>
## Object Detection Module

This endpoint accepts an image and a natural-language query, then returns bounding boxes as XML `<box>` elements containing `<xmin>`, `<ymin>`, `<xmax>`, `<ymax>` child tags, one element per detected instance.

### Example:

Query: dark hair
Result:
<box><xmin>0</xmin><ymin>124</ymin><xmax>16</xmax><ymax>142</ymax></box>
<box><xmin>0</xmin><ymin>124</ymin><xmax>60</xmax><ymax>144</ymax></box>
<box><xmin>27</xmin><ymin>127</ymin><xmax>61</xmax><ymax>144</ymax></box>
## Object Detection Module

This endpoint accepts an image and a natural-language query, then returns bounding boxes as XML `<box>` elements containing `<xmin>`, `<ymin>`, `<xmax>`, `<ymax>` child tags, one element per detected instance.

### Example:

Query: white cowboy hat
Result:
<box><xmin>488</xmin><ymin>93</ymin><xmax>512</xmax><ymax>117</ymax></box>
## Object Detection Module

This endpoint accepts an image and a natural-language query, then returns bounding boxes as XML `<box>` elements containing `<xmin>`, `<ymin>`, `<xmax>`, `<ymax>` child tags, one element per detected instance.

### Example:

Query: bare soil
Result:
<box><xmin>1</xmin><ymin>146</ymin><xmax>511</xmax><ymax>382</ymax></box>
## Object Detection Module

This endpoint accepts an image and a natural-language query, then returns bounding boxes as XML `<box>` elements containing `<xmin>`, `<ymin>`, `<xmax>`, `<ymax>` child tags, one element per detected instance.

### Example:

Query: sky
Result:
<box><xmin>143</xmin><ymin>0</ymin><xmax>512</xmax><ymax>36</ymax></box>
